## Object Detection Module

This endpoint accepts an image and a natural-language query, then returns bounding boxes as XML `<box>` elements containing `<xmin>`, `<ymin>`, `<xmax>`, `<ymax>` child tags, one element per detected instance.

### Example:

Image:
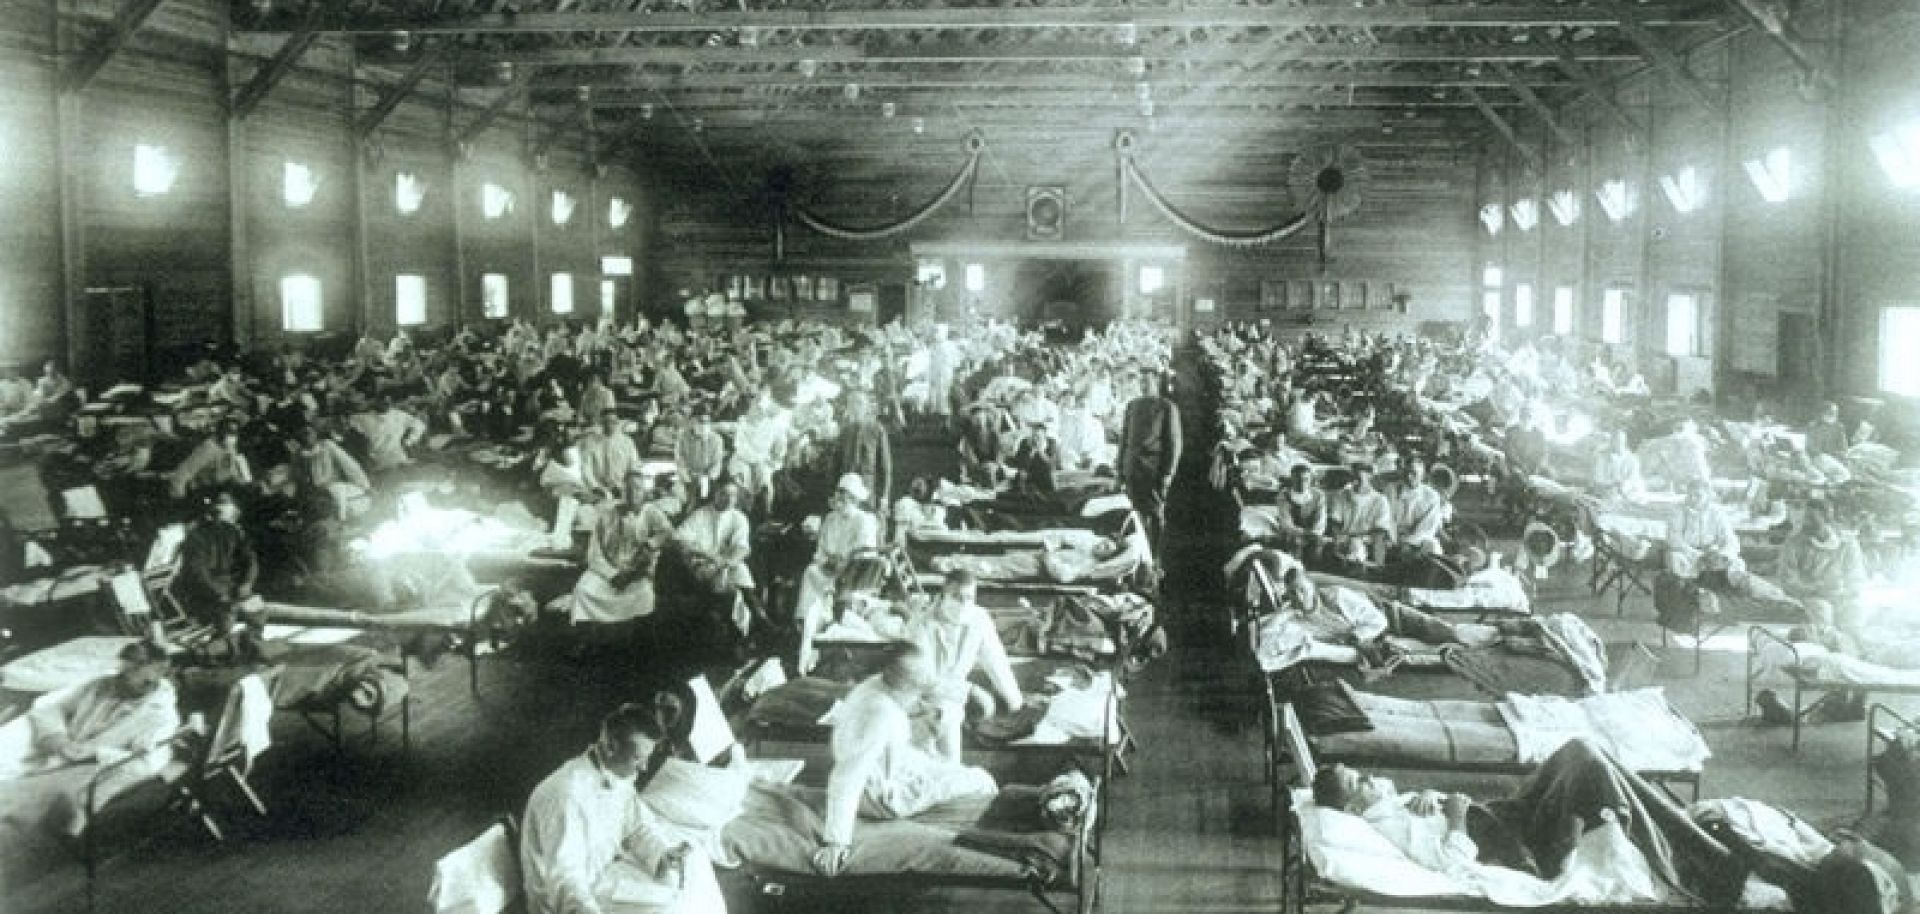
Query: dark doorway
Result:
<box><xmin>1008</xmin><ymin>259</ymin><xmax>1119</xmax><ymax>331</ymax></box>
<box><xmin>878</xmin><ymin>282</ymin><xmax>908</xmax><ymax>325</ymax></box>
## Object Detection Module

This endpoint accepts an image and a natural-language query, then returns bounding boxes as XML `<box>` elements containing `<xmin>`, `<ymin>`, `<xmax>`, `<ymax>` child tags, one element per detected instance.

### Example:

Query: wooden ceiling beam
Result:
<box><xmin>63</xmin><ymin>0</ymin><xmax>170</xmax><ymax>93</ymax></box>
<box><xmin>231</xmin><ymin>18</ymin><xmax>322</xmax><ymax>118</ymax></box>
<box><xmin>452</xmin><ymin>65</ymin><xmax>538</xmax><ymax>147</ymax></box>
<box><xmin>1492</xmin><ymin>63</ymin><xmax>1579</xmax><ymax>147</ymax></box>
<box><xmin>1612</xmin><ymin>4</ymin><xmax>1722</xmax><ymax>111</ymax></box>
<box><xmin>469</xmin><ymin>43</ymin><xmax>1644</xmax><ymax>67</ymax></box>
<box><xmin>1462</xmin><ymin>86</ymin><xmax>1541</xmax><ymax>171</ymax></box>
<box><xmin>357</xmin><ymin>45</ymin><xmax>449</xmax><ymax>138</ymax></box>
<box><xmin>244</xmin><ymin>4</ymin><xmax>1724</xmax><ymax>35</ymax></box>
<box><xmin>1552</xmin><ymin>51</ymin><xmax>1643</xmax><ymax>135</ymax></box>
<box><xmin>528</xmin><ymin>69</ymin><xmax>1569</xmax><ymax>91</ymax></box>
<box><xmin>573</xmin><ymin>89</ymin><xmax>1518</xmax><ymax>110</ymax></box>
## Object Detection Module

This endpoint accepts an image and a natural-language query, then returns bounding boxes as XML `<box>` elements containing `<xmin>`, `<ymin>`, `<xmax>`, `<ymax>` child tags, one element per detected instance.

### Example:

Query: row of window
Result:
<box><xmin>278</xmin><ymin>259</ymin><xmax>632</xmax><ymax>332</ymax></box>
<box><xmin>1480</xmin><ymin>269</ymin><xmax>1694</xmax><ymax>357</ymax></box>
<box><xmin>128</xmin><ymin>145</ymin><xmax>636</xmax><ymax>228</ymax></box>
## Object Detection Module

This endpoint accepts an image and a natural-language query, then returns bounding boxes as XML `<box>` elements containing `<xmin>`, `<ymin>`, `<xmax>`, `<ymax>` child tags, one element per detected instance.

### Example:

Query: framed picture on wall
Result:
<box><xmin>817</xmin><ymin>277</ymin><xmax>840</xmax><ymax>302</ymax></box>
<box><xmin>1261</xmin><ymin>281</ymin><xmax>1286</xmax><ymax>311</ymax></box>
<box><xmin>794</xmin><ymin>276</ymin><xmax>814</xmax><ymax>301</ymax></box>
<box><xmin>744</xmin><ymin>275</ymin><xmax>766</xmax><ymax>301</ymax></box>
<box><xmin>1345</xmin><ymin>281</ymin><xmax>1368</xmax><ymax>310</ymax></box>
<box><xmin>770</xmin><ymin>277</ymin><xmax>789</xmax><ymax>301</ymax></box>
<box><xmin>1320</xmin><ymin>282</ymin><xmax>1341</xmax><ymax>310</ymax></box>
<box><xmin>847</xmin><ymin>283</ymin><xmax>876</xmax><ymax>312</ymax></box>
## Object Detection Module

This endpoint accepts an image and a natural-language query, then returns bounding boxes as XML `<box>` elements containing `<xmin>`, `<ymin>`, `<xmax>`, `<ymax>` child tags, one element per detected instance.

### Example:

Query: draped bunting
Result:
<box><xmin>1117</xmin><ymin>138</ymin><xmax>1317</xmax><ymax>248</ymax></box>
<box><xmin>791</xmin><ymin>142</ymin><xmax>981</xmax><ymax>241</ymax></box>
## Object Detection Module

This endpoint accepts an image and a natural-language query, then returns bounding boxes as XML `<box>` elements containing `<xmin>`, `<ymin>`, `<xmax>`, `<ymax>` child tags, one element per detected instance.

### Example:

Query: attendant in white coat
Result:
<box><xmin>796</xmin><ymin>474</ymin><xmax>881</xmax><ymax>673</ymax></box>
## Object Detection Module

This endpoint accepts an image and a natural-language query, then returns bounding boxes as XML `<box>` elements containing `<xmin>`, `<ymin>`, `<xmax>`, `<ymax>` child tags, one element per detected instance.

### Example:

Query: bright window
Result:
<box><xmin>1665</xmin><ymin>292</ymin><xmax>1699</xmax><ymax>357</ymax></box>
<box><xmin>1548</xmin><ymin>190</ymin><xmax>1580</xmax><ymax>226</ymax></box>
<box><xmin>1659</xmin><ymin>166</ymin><xmax>1708</xmax><ymax>214</ymax></box>
<box><xmin>1514</xmin><ymin>283</ymin><xmax>1535</xmax><ymax>328</ymax></box>
<box><xmin>395</xmin><ymin>274</ymin><xmax>427</xmax><ymax>327</ymax></box>
<box><xmin>1880</xmin><ymin>307</ymin><xmax>1920</xmax><ymax>396</ymax></box>
<box><xmin>1595</xmin><ymin>180</ymin><xmax>1634</xmax><ymax>222</ymax></box>
<box><xmin>283</xmin><ymin>161</ymin><xmax>320</xmax><ymax>208</ymax></box>
<box><xmin>608</xmin><ymin>196</ymin><xmax>633</xmax><ymax>228</ymax></box>
<box><xmin>600</xmin><ymin>256</ymin><xmax>633</xmax><ymax>277</ymax></box>
<box><xmin>1871</xmin><ymin>124</ymin><xmax>1920</xmax><ymax>190</ymax></box>
<box><xmin>964</xmin><ymin>263</ymin><xmax>986</xmax><ymax>293</ymax></box>
<box><xmin>481</xmin><ymin>182</ymin><xmax>515</xmax><ymax>220</ymax></box>
<box><xmin>550</xmin><ymin>190</ymin><xmax>577</xmax><ymax>226</ymax></box>
<box><xmin>551</xmin><ymin>273</ymin><xmax>574</xmax><ymax>315</ymax></box>
<box><xmin>482</xmin><ymin>273</ymin><xmax>509</xmax><ymax>319</ymax></box>
<box><xmin>1743</xmin><ymin>146</ymin><xmax>1792</xmax><ymax>203</ymax></box>
<box><xmin>133</xmin><ymin>144</ymin><xmax>178</xmax><ymax>197</ymax></box>
<box><xmin>1602</xmin><ymin>288</ymin><xmax>1627</xmax><ymax>345</ymax></box>
<box><xmin>1140</xmin><ymin>265</ymin><xmax>1166</xmax><ymax>295</ymax></box>
<box><xmin>1509</xmin><ymin>198</ymin><xmax>1539</xmax><ymax>232</ymax></box>
<box><xmin>1478</xmin><ymin>203</ymin><xmax>1504</xmax><ymax>235</ymax></box>
<box><xmin>395</xmin><ymin>172</ymin><xmax>426</xmax><ymax>214</ymax></box>
<box><xmin>600</xmin><ymin>280</ymin><xmax>618</xmax><ymax>317</ymax></box>
<box><xmin>1553</xmin><ymin>287</ymin><xmax>1575</xmax><ymax>336</ymax></box>
<box><xmin>1482</xmin><ymin>264</ymin><xmax>1503</xmax><ymax>288</ymax></box>
<box><xmin>280</xmin><ymin>274</ymin><xmax>323</xmax><ymax>332</ymax></box>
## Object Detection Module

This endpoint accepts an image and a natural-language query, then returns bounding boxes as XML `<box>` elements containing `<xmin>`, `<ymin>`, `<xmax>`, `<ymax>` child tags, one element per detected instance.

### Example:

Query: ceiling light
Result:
<box><xmin>912</xmin><ymin>116</ymin><xmax>926</xmax><ymax>134</ymax></box>
<box><xmin>798</xmin><ymin>59</ymin><xmax>818</xmax><ymax>78</ymax></box>
<box><xmin>390</xmin><ymin>31</ymin><xmax>412</xmax><ymax>52</ymax></box>
<box><xmin>881</xmin><ymin>101</ymin><xmax>896</xmax><ymax>118</ymax></box>
<box><xmin>691</xmin><ymin>117</ymin><xmax>703</xmax><ymax>133</ymax></box>
<box><xmin>844</xmin><ymin>83</ymin><xmax>861</xmax><ymax>101</ymax></box>
<box><xmin>575</xmin><ymin>86</ymin><xmax>592</xmax><ymax>104</ymax></box>
<box><xmin>1116</xmin><ymin>23</ymin><xmax>1138</xmax><ymax>46</ymax></box>
<box><xmin>739</xmin><ymin>26</ymin><xmax>758</xmax><ymax>47</ymax></box>
<box><xmin>640</xmin><ymin>103</ymin><xmax>654</xmax><ymax>120</ymax></box>
<box><xmin>1381</xmin><ymin>122</ymin><xmax>1395</xmax><ymax>135</ymax></box>
<box><xmin>494</xmin><ymin>61</ymin><xmax>515</xmax><ymax>82</ymax></box>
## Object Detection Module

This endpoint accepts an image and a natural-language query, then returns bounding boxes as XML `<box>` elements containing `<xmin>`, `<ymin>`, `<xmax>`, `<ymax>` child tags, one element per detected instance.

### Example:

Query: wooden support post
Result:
<box><xmin>55</xmin><ymin>90</ymin><xmax>86</xmax><ymax>377</ymax></box>
<box><xmin>527</xmin><ymin>118</ymin><xmax>543</xmax><ymax>325</ymax></box>
<box><xmin>62</xmin><ymin>0</ymin><xmax>167</xmax><ymax>94</ymax></box>
<box><xmin>1720</xmin><ymin>0</ymin><xmax>1828</xmax><ymax>86</ymax></box>
<box><xmin>447</xmin><ymin>62</ymin><xmax>470</xmax><ymax>327</ymax></box>
<box><xmin>223</xmin><ymin>2</ymin><xmax>254</xmax><ymax>350</ymax></box>
<box><xmin>348</xmin><ymin>48</ymin><xmax>373</xmax><ymax>335</ymax></box>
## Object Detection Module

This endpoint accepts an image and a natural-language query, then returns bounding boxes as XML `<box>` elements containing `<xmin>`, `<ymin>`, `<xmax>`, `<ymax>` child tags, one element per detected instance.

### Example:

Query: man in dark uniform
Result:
<box><xmin>169</xmin><ymin>491</ymin><xmax>263</xmax><ymax>661</ymax></box>
<box><xmin>1119</xmin><ymin>370</ymin><xmax>1182</xmax><ymax>552</ymax></box>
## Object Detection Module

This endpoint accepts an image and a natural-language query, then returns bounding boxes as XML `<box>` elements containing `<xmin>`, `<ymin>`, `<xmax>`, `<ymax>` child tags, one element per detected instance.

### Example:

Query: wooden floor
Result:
<box><xmin>7</xmin><ymin>346</ymin><xmax>1904</xmax><ymax>913</ymax></box>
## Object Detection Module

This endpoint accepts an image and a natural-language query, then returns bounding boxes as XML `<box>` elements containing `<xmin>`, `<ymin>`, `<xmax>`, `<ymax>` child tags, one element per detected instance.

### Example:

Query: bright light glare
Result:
<box><xmin>355</xmin><ymin>503</ymin><xmax>531</xmax><ymax>560</ymax></box>
<box><xmin>481</xmin><ymin>182</ymin><xmax>514</xmax><ymax>220</ymax></box>
<box><xmin>395</xmin><ymin>274</ymin><xmax>427</xmax><ymax>327</ymax></box>
<box><xmin>1659</xmin><ymin>166</ymin><xmax>1707</xmax><ymax>214</ymax></box>
<box><xmin>1509</xmin><ymin>198</ymin><xmax>1539</xmax><ymax>231</ymax></box>
<box><xmin>1596</xmin><ymin>179</ymin><xmax>1635</xmax><ymax>222</ymax></box>
<box><xmin>1140</xmin><ymin>265</ymin><xmax>1166</xmax><ymax>295</ymax></box>
<box><xmin>395</xmin><ymin>172</ymin><xmax>427</xmax><ymax>214</ymax></box>
<box><xmin>550</xmin><ymin>189</ymin><xmax>576</xmax><ymax>226</ymax></box>
<box><xmin>1742</xmin><ymin>146</ymin><xmax>1792</xmax><ymax>203</ymax></box>
<box><xmin>1479</xmin><ymin>203</ymin><xmax>1504</xmax><ymax>235</ymax></box>
<box><xmin>608</xmin><ymin>196</ymin><xmax>633</xmax><ymax>228</ymax></box>
<box><xmin>280</xmin><ymin>274</ymin><xmax>323</xmax><ymax>332</ymax></box>
<box><xmin>1869</xmin><ymin>124</ymin><xmax>1920</xmax><ymax>190</ymax></box>
<box><xmin>964</xmin><ymin>263</ymin><xmax>986</xmax><ymax>293</ymax></box>
<box><xmin>283</xmin><ymin>161</ymin><xmax>320</xmax><ymax>207</ymax></box>
<box><xmin>133</xmin><ymin>144</ymin><xmax>178</xmax><ymax>197</ymax></box>
<box><xmin>482</xmin><ymin>273</ymin><xmax>509</xmax><ymax>318</ymax></box>
<box><xmin>1548</xmin><ymin>190</ymin><xmax>1580</xmax><ymax>226</ymax></box>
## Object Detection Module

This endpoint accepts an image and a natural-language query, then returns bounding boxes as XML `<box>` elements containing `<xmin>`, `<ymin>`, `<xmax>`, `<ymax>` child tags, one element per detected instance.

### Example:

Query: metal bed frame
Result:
<box><xmin>1744</xmin><ymin>625</ymin><xmax>1920</xmax><ymax>751</ymax></box>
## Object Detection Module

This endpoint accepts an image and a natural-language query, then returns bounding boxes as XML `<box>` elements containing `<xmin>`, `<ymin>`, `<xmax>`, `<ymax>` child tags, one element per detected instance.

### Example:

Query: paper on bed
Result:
<box><xmin>687</xmin><ymin>675</ymin><xmax>736</xmax><ymax>764</ymax></box>
<box><xmin>61</xmin><ymin>486</ymin><xmax>107</xmax><ymax>520</ymax></box>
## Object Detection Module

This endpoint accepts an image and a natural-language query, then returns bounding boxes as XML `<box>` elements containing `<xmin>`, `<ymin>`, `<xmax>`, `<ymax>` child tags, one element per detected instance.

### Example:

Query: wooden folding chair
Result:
<box><xmin>168</xmin><ymin>670</ymin><xmax>274</xmax><ymax>840</ymax></box>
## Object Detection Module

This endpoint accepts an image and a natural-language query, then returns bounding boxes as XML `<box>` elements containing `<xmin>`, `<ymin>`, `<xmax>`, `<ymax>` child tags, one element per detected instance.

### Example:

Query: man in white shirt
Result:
<box><xmin>1393</xmin><ymin>458</ymin><xmax>1452</xmax><ymax>554</ymax></box>
<box><xmin>1328</xmin><ymin>463</ymin><xmax>1396</xmax><ymax>565</ymax></box>
<box><xmin>811</xmin><ymin>643</ymin><xmax>998</xmax><ymax>878</ymax></box>
<box><xmin>729</xmin><ymin>392</ymin><xmax>791</xmax><ymax>516</ymax></box>
<box><xmin>579</xmin><ymin>411</ymin><xmax>642</xmax><ymax>500</ymax></box>
<box><xmin>520</xmin><ymin>704</ymin><xmax>693</xmax><ymax>914</ymax></box>
<box><xmin>349</xmin><ymin>397</ymin><xmax>427</xmax><ymax>473</ymax></box>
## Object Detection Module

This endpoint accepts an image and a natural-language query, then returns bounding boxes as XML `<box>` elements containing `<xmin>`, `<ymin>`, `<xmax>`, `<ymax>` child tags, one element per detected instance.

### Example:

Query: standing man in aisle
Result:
<box><xmin>1119</xmin><ymin>370</ymin><xmax>1182</xmax><ymax>553</ymax></box>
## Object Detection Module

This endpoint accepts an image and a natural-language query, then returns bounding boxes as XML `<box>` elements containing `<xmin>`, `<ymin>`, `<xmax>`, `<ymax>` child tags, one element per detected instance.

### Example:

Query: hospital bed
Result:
<box><xmin>1745</xmin><ymin>626</ymin><xmax>1920</xmax><ymax>752</ymax></box>
<box><xmin>1260</xmin><ymin>680</ymin><xmax>1709</xmax><ymax>824</ymax></box>
<box><xmin>724</xmin><ymin>774</ymin><xmax>1105</xmax><ymax>914</ymax></box>
<box><xmin>1274</xmin><ymin>703</ymin><xmax>1782</xmax><ymax>914</ymax></box>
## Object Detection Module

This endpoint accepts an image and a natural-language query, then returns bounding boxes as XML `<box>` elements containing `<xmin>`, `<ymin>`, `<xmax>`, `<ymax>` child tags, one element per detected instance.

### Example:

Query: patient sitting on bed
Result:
<box><xmin>812</xmin><ymin>642</ymin><xmax>998</xmax><ymax>878</ymax></box>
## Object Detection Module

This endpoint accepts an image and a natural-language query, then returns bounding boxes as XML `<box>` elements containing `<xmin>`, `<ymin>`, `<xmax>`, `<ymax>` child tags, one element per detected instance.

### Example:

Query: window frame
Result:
<box><xmin>395</xmin><ymin>274</ymin><xmax>428</xmax><ymax>327</ymax></box>
<box><xmin>279</xmin><ymin>274</ymin><xmax>324</xmax><ymax>333</ymax></box>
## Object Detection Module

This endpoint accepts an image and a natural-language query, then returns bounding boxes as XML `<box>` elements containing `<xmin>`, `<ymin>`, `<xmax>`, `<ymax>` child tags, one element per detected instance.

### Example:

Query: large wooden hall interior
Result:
<box><xmin>3</xmin><ymin>0</ymin><xmax>1920</xmax><ymax>912</ymax></box>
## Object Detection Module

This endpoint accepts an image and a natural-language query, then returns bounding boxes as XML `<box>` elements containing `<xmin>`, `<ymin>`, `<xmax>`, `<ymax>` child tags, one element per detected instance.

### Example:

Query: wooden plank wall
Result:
<box><xmin>643</xmin><ymin>131</ymin><xmax>1479</xmax><ymax>331</ymax></box>
<box><xmin>0</xmin><ymin>0</ymin><xmax>648</xmax><ymax>375</ymax></box>
<box><xmin>1481</xmin><ymin>0</ymin><xmax>1920</xmax><ymax>407</ymax></box>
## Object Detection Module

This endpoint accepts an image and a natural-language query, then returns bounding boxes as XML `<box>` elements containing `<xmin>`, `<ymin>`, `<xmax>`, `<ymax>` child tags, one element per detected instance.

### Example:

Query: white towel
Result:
<box><xmin>428</xmin><ymin>822</ymin><xmax>519</xmax><ymax>914</ymax></box>
<box><xmin>236</xmin><ymin>675</ymin><xmax>274</xmax><ymax>765</ymax></box>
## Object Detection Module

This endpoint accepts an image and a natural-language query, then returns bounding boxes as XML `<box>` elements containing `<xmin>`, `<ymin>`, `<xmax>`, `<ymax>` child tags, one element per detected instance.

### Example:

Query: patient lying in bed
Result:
<box><xmin>929</xmin><ymin>527</ymin><xmax>1150</xmax><ymax>586</ymax></box>
<box><xmin>1305</xmin><ymin>740</ymin><xmax>1907</xmax><ymax>913</ymax></box>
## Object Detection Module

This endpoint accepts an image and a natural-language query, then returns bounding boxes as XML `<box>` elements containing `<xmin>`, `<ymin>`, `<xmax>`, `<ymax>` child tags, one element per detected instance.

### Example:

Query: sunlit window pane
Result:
<box><xmin>395</xmin><ymin>274</ymin><xmax>427</xmax><ymax>327</ymax></box>
<box><xmin>1880</xmin><ymin>307</ymin><xmax>1920</xmax><ymax>396</ymax></box>
<box><xmin>551</xmin><ymin>273</ymin><xmax>574</xmax><ymax>315</ymax></box>
<box><xmin>482</xmin><ymin>273</ymin><xmax>510</xmax><ymax>319</ymax></box>
<box><xmin>280</xmin><ymin>274</ymin><xmax>323</xmax><ymax>332</ymax></box>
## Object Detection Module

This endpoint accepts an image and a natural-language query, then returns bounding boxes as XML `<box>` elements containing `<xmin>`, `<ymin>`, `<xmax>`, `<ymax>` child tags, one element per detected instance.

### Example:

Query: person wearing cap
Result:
<box><xmin>1118</xmin><ymin>370</ymin><xmax>1182</xmax><ymax>551</ymax></box>
<box><xmin>673</xmin><ymin>405</ymin><xmax>727</xmax><ymax>502</ymax></box>
<box><xmin>796</xmin><ymin>473</ymin><xmax>882</xmax><ymax>674</ymax></box>
<box><xmin>169</xmin><ymin>491</ymin><xmax>263</xmax><ymax>660</ymax></box>
<box><xmin>832</xmin><ymin>390</ymin><xmax>893</xmax><ymax>515</ymax></box>
<box><xmin>0</xmin><ymin>640</ymin><xmax>179</xmax><ymax>841</ymax></box>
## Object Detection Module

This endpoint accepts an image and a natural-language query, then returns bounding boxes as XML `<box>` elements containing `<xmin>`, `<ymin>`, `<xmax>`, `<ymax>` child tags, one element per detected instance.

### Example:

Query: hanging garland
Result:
<box><xmin>791</xmin><ymin>133</ymin><xmax>985</xmax><ymax>241</ymax></box>
<box><xmin>1115</xmin><ymin>131</ymin><xmax>1315</xmax><ymax>249</ymax></box>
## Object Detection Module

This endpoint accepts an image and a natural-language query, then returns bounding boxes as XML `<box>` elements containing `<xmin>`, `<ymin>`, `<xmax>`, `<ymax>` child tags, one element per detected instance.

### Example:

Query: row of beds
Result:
<box><xmin>1199</xmin><ymin>338</ymin><xmax>1917</xmax><ymax>914</ymax></box>
<box><xmin>712</xmin><ymin>496</ymin><xmax>1154</xmax><ymax>914</ymax></box>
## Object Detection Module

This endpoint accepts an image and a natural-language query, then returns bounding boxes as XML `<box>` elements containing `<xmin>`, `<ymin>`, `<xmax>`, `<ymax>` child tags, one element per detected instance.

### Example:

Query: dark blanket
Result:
<box><xmin>1480</xmin><ymin>740</ymin><xmax>1746</xmax><ymax>905</ymax></box>
<box><xmin>1443</xmin><ymin>642</ymin><xmax>1590</xmax><ymax>699</ymax></box>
